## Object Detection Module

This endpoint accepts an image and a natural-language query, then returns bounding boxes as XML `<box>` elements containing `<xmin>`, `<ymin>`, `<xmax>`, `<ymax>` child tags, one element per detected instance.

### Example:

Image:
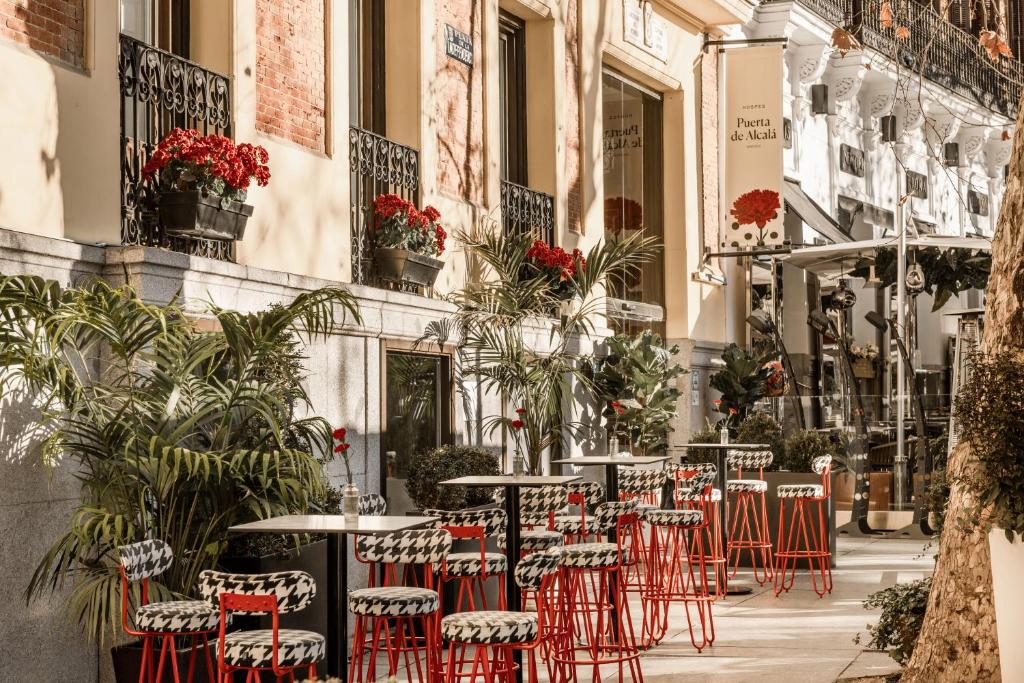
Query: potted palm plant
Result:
<box><xmin>143</xmin><ymin>127</ymin><xmax>270</xmax><ymax>242</ymax></box>
<box><xmin>371</xmin><ymin>193</ymin><xmax>448</xmax><ymax>287</ymax></box>
<box><xmin>0</xmin><ymin>276</ymin><xmax>359</xmax><ymax>680</ymax></box>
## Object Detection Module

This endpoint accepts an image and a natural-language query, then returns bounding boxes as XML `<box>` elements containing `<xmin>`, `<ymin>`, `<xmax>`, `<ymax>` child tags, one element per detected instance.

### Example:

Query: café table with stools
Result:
<box><xmin>550</xmin><ymin>455</ymin><xmax>671</xmax><ymax>508</ymax></box>
<box><xmin>440</xmin><ymin>474</ymin><xmax>581</xmax><ymax>683</ymax></box>
<box><xmin>228</xmin><ymin>513</ymin><xmax>437</xmax><ymax>681</ymax></box>
<box><xmin>681</xmin><ymin>443</ymin><xmax>770</xmax><ymax>596</ymax></box>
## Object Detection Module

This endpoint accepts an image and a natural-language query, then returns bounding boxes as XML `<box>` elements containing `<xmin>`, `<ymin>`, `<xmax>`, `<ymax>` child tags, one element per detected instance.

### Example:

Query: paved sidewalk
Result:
<box><xmin>639</xmin><ymin>537</ymin><xmax>935</xmax><ymax>682</ymax></box>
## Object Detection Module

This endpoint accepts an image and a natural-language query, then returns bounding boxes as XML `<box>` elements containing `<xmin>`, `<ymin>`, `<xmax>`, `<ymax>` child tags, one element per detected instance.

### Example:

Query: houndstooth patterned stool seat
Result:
<box><xmin>726</xmin><ymin>479</ymin><xmax>768</xmax><ymax>493</ymax></box>
<box><xmin>644</xmin><ymin>509</ymin><xmax>704</xmax><ymax>527</ymax></box>
<box><xmin>348</xmin><ymin>587</ymin><xmax>440</xmax><ymax>617</ymax></box>
<box><xmin>445</xmin><ymin>552</ymin><xmax>508</xmax><ymax>577</ymax></box>
<box><xmin>675</xmin><ymin>486</ymin><xmax>722</xmax><ymax>503</ymax></box>
<box><xmin>559</xmin><ymin>542</ymin><xmax>619</xmax><ymax>568</ymax></box>
<box><xmin>219</xmin><ymin>629</ymin><xmax>325</xmax><ymax>669</ymax></box>
<box><xmin>441</xmin><ymin>612</ymin><xmax>538</xmax><ymax>644</ymax></box>
<box><xmin>498</xmin><ymin>529</ymin><xmax>563</xmax><ymax>552</ymax></box>
<box><xmin>777</xmin><ymin>484</ymin><xmax>824</xmax><ymax>498</ymax></box>
<box><xmin>134</xmin><ymin>600</ymin><xmax>220</xmax><ymax>633</ymax></box>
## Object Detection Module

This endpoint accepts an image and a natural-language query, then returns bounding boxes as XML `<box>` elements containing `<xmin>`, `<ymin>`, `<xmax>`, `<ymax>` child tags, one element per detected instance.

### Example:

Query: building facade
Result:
<box><xmin>0</xmin><ymin>1</ymin><xmax>753</xmax><ymax>678</ymax></box>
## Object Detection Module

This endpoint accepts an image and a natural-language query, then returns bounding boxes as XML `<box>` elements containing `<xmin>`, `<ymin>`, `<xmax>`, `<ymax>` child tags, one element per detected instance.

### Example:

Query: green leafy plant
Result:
<box><xmin>955</xmin><ymin>352</ymin><xmax>1024</xmax><ymax>539</ymax></box>
<box><xmin>851</xmin><ymin>247</ymin><xmax>990</xmax><ymax>311</ymax></box>
<box><xmin>0</xmin><ymin>275</ymin><xmax>360</xmax><ymax>642</ymax></box>
<box><xmin>588</xmin><ymin>330</ymin><xmax>686</xmax><ymax>454</ymax></box>
<box><xmin>405</xmin><ymin>445</ymin><xmax>501</xmax><ymax>511</ymax></box>
<box><xmin>857</xmin><ymin>577</ymin><xmax>932</xmax><ymax>665</ymax></box>
<box><xmin>421</xmin><ymin>228</ymin><xmax>657</xmax><ymax>474</ymax></box>
<box><xmin>709</xmin><ymin>343</ymin><xmax>775</xmax><ymax>428</ymax></box>
<box><xmin>686</xmin><ymin>421</ymin><xmax>722</xmax><ymax>466</ymax></box>
<box><xmin>735</xmin><ymin>411</ymin><xmax>785</xmax><ymax>471</ymax></box>
<box><xmin>782</xmin><ymin>429</ymin><xmax>842</xmax><ymax>472</ymax></box>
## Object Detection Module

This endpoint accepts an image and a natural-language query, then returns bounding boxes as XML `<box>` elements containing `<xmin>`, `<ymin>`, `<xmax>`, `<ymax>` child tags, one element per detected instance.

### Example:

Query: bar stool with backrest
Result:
<box><xmin>552</xmin><ymin>500</ymin><xmax>645</xmax><ymax>683</ymax></box>
<box><xmin>495</xmin><ymin>486</ymin><xmax>565</xmax><ymax>557</ymax></box>
<box><xmin>198</xmin><ymin>569</ymin><xmax>323</xmax><ymax>683</ymax></box>
<box><xmin>560</xmin><ymin>480</ymin><xmax>605</xmax><ymax>543</ymax></box>
<box><xmin>674</xmin><ymin>462</ymin><xmax>727</xmax><ymax>599</ymax></box>
<box><xmin>774</xmin><ymin>455</ymin><xmax>834</xmax><ymax>597</ymax></box>
<box><xmin>726</xmin><ymin>448</ymin><xmax>775</xmax><ymax>585</ymax></box>
<box><xmin>424</xmin><ymin>508</ymin><xmax>508</xmax><ymax>612</ymax></box>
<box><xmin>644</xmin><ymin>469</ymin><xmax>717</xmax><ymax>652</ymax></box>
<box><xmin>347</xmin><ymin>528</ymin><xmax>452</xmax><ymax>683</ymax></box>
<box><xmin>440</xmin><ymin>548</ymin><xmax>565</xmax><ymax>683</ymax></box>
<box><xmin>118</xmin><ymin>540</ymin><xmax>219</xmax><ymax>683</ymax></box>
<box><xmin>617</xmin><ymin>468</ymin><xmax>667</xmax><ymax>594</ymax></box>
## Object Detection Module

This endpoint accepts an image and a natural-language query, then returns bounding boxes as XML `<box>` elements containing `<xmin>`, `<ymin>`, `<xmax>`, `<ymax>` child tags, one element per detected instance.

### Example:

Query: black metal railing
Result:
<box><xmin>118</xmin><ymin>33</ymin><xmax>234</xmax><ymax>260</ymax></box>
<box><xmin>765</xmin><ymin>0</ymin><xmax>1024</xmax><ymax>117</ymax></box>
<box><xmin>349</xmin><ymin>126</ymin><xmax>420</xmax><ymax>286</ymax></box>
<box><xmin>500</xmin><ymin>179</ymin><xmax>555</xmax><ymax>246</ymax></box>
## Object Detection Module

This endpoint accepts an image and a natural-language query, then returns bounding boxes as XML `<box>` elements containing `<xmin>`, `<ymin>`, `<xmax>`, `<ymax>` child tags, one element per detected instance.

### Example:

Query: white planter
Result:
<box><xmin>989</xmin><ymin>528</ymin><xmax>1024</xmax><ymax>683</ymax></box>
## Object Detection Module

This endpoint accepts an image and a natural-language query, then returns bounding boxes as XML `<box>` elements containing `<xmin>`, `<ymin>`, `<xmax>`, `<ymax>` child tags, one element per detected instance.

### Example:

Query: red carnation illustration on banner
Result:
<box><xmin>728</xmin><ymin>188</ymin><xmax>782</xmax><ymax>248</ymax></box>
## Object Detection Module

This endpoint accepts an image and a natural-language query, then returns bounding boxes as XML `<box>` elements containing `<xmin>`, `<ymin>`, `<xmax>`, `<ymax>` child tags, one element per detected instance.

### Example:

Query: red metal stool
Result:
<box><xmin>617</xmin><ymin>468</ymin><xmax>668</xmax><ymax>596</ymax></box>
<box><xmin>348</xmin><ymin>529</ymin><xmax>452</xmax><ymax>683</ymax></box>
<box><xmin>774</xmin><ymin>455</ymin><xmax>834</xmax><ymax>597</ymax></box>
<box><xmin>551</xmin><ymin>501</ymin><xmax>645</xmax><ymax>683</ymax></box>
<box><xmin>674</xmin><ymin>462</ymin><xmax>727</xmax><ymax>600</ymax></box>
<box><xmin>497</xmin><ymin>485</ymin><xmax>567</xmax><ymax>558</ymax></box>
<box><xmin>726</xmin><ymin>449</ymin><xmax>775</xmax><ymax>586</ymax></box>
<box><xmin>641</xmin><ymin>492</ymin><xmax>715</xmax><ymax>652</ymax></box>
<box><xmin>117</xmin><ymin>540</ymin><xmax>218</xmax><ymax>683</ymax></box>
<box><xmin>198</xmin><ymin>569</ymin><xmax>323</xmax><ymax>683</ymax></box>
<box><xmin>440</xmin><ymin>549</ymin><xmax>565</xmax><ymax>683</ymax></box>
<box><xmin>558</xmin><ymin>481</ymin><xmax>605</xmax><ymax>544</ymax></box>
<box><xmin>425</xmin><ymin>508</ymin><xmax>508</xmax><ymax>612</ymax></box>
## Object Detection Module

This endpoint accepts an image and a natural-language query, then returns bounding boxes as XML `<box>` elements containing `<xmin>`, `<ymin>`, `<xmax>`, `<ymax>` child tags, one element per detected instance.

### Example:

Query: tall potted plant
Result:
<box><xmin>709</xmin><ymin>343</ymin><xmax>775</xmax><ymax>431</ymax></box>
<box><xmin>143</xmin><ymin>127</ymin><xmax>270</xmax><ymax>242</ymax></box>
<box><xmin>371</xmin><ymin>193</ymin><xmax>448</xmax><ymax>287</ymax></box>
<box><xmin>0</xmin><ymin>276</ymin><xmax>359</xmax><ymax>667</ymax></box>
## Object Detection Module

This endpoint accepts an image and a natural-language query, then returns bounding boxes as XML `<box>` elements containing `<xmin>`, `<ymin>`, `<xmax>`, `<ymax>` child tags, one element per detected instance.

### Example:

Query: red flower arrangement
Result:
<box><xmin>371</xmin><ymin>194</ymin><xmax>447</xmax><ymax>257</ymax></box>
<box><xmin>525</xmin><ymin>240</ymin><xmax>587</xmax><ymax>298</ymax></box>
<box><xmin>511</xmin><ymin>419</ymin><xmax>524</xmax><ymax>430</ymax></box>
<box><xmin>332</xmin><ymin>427</ymin><xmax>353</xmax><ymax>483</ymax></box>
<box><xmin>610</xmin><ymin>400</ymin><xmax>626</xmax><ymax>416</ymax></box>
<box><xmin>142</xmin><ymin>128</ymin><xmax>270</xmax><ymax>205</ymax></box>
<box><xmin>730</xmin><ymin>189</ymin><xmax>781</xmax><ymax>229</ymax></box>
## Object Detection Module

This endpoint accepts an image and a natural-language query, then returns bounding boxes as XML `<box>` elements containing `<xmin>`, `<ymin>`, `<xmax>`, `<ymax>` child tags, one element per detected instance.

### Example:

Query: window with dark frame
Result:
<box><xmin>349</xmin><ymin>0</ymin><xmax>387</xmax><ymax>134</ymax></box>
<box><xmin>602</xmin><ymin>68</ymin><xmax>666</xmax><ymax>337</ymax></box>
<box><xmin>120</xmin><ymin>0</ymin><xmax>189</xmax><ymax>56</ymax></box>
<box><xmin>498</xmin><ymin>11</ymin><xmax>528</xmax><ymax>185</ymax></box>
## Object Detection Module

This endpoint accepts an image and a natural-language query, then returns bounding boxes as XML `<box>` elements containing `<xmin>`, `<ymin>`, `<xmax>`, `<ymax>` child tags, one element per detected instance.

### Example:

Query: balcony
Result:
<box><xmin>765</xmin><ymin>0</ymin><xmax>1024</xmax><ymax>117</ymax></box>
<box><xmin>500</xmin><ymin>179</ymin><xmax>555</xmax><ymax>247</ymax></box>
<box><xmin>118</xmin><ymin>34</ymin><xmax>234</xmax><ymax>261</ymax></box>
<box><xmin>348</xmin><ymin>126</ymin><xmax>420</xmax><ymax>287</ymax></box>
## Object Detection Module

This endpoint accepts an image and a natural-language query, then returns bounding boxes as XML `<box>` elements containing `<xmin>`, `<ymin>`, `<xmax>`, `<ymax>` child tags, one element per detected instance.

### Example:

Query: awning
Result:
<box><xmin>779</xmin><ymin>235</ymin><xmax>992</xmax><ymax>279</ymax></box>
<box><xmin>784</xmin><ymin>178</ymin><xmax>851</xmax><ymax>244</ymax></box>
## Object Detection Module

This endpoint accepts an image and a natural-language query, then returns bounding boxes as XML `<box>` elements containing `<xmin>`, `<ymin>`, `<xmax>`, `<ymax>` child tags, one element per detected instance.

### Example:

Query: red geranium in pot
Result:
<box><xmin>371</xmin><ymin>193</ymin><xmax>448</xmax><ymax>288</ymax></box>
<box><xmin>524</xmin><ymin>240</ymin><xmax>587</xmax><ymax>300</ymax></box>
<box><xmin>143</xmin><ymin>127</ymin><xmax>270</xmax><ymax>242</ymax></box>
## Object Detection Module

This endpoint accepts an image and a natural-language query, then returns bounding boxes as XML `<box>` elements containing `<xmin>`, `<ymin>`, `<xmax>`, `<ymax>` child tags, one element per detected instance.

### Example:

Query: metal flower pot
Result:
<box><xmin>158</xmin><ymin>191</ymin><xmax>253</xmax><ymax>242</ymax></box>
<box><xmin>374</xmin><ymin>247</ymin><xmax>443</xmax><ymax>287</ymax></box>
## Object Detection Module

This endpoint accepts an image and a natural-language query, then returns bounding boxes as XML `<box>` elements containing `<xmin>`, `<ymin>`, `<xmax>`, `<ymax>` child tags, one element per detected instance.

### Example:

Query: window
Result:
<box><xmin>498</xmin><ymin>11</ymin><xmax>527</xmax><ymax>184</ymax></box>
<box><xmin>120</xmin><ymin>0</ymin><xmax>189</xmax><ymax>55</ymax></box>
<box><xmin>602</xmin><ymin>69</ymin><xmax>665</xmax><ymax>336</ymax></box>
<box><xmin>382</xmin><ymin>350</ymin><xmax>453</xmax><ymax>514</ymax></box>
<box><xmin>349</xmin><ymin>0</ymin><xmax>386</xmax><ymax>133</ymax></box>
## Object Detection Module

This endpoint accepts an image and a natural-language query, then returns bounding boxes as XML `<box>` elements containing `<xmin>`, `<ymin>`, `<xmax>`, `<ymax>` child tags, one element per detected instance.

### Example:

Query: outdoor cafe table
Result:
<box><xmin>682</xmin><ymin>443</ymin><xmax>770</xmax><ymax>596</ymax></box>
<box><xmin>549</xmin><ymin>455</ymin><xmax>671</xmax><ymax>507</ymax></box>
<box><xmin>228</xmin><ymin>513</ymin><xmax>438</xmax><ymax>680</ymax></box>
<box><xmin>439</xmin><ymin>474</ymin><xmax>581</xmax><ymax>683</ymax></box>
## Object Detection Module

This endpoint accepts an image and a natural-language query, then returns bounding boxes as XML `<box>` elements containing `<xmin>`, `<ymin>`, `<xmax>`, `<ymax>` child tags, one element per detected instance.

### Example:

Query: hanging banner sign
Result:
<box><xmin>721</xmin><ymin>45</ymin><xmax>785</xmax><ymax>248</ymax></box>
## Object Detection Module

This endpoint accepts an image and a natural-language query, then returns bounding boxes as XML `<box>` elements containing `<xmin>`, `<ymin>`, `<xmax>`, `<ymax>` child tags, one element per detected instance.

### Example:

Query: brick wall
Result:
<box><xmin>255</xmin><ymin>0</ymin><xmax>327</xmax><ymax>152</ymax></box>
<box><xmin>700</xmin><ymin>49</ymin><xmax>719</xmax><ymax>253</ymax></box>
<box><xmin>435</xmin><ymin>0</ymin><xmax>484</xmax><ymax>204</ymax></box>
<box><xmin>564</xmin><ymin>0</ymin><xmax>583</xmax><ymax>234</ymax></box>
<box><xmin>0</xmin><ymin>0</ymin><xmax>83</xmax><ymax>68</ymax></box>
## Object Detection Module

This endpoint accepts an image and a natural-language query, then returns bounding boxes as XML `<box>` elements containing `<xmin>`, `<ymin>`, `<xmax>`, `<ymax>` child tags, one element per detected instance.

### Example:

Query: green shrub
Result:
<box><xmin>955</xmin><ymin>353</ymin><xmax>1024</xmax><ymax>539</ymax></box>
<box><xmin>685</xmin><ymin>422</ymin><xmax>722</xmax><ymax>466</ymax></box>
<box><xmin>782</xmin><ymin>429</ymin><xmax>842</xmax><ymax>472</ymax></box>
<box><xmin>735</xmin><ymin>411</ymin><xmax>785</xmax><ymax>471</ymax></box>
<box><xmin>858</xmin><ymin>577</ymin><xmax>931</xmax><ymax>665</ymax></box>
<box><xmin>406</xmin><ymin>445</ymin><xmax>501</xmax><ymax>511</ymax></box>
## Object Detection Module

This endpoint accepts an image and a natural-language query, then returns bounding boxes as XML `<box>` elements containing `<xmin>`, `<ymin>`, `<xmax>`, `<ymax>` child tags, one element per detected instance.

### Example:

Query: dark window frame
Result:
<box><xmin>350</xmin><ymin>0</ymin><xmax>387</xmax><ymax>133</ymax></box>
<box><xmin>498</xmin><ymin>11</ymin><xmax>528</xmax><ymax>185</ymax></box>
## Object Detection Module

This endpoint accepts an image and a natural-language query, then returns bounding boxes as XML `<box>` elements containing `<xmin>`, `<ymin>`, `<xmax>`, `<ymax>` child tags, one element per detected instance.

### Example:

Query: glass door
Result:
<box><xmin>382</xmin><ymin>351</ymin><xmax>453</xmax><ymax>514</ymax></box>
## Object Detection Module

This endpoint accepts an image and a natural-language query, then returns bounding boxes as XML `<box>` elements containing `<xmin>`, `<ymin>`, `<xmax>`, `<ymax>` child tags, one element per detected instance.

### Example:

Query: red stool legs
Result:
<box><xmin>727</xmin><ymin>490</ymin><xmax>774</xmax><ymax>585</ymax></box>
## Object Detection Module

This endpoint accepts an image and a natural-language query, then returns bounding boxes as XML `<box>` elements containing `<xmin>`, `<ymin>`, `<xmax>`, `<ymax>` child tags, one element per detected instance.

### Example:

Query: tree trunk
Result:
<box><xmin>901</xmin><ymin>108</ymin><xmax>1024</xmax><ymax>681</ymax></box>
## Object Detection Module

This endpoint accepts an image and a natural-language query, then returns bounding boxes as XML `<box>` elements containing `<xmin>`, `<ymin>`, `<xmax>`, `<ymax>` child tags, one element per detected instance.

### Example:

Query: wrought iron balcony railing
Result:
<box><xmin>764</xmin><ymin>0</ymin><xmax>1024</xmax><ymax>117</ymax></box>
<box><xmin>348</xmin><ymin>126</ymin><xmax>420</xmax><ymax>286</ymax></box>
<box><xmin>500</xmin><ymin>179</ymin><xmax>555</xmax><ymax>247</ymax></box>
<box><xmin>118</xmin><ymin>33</ymin><xmax>234</xmax><ymax>260</ymax></box>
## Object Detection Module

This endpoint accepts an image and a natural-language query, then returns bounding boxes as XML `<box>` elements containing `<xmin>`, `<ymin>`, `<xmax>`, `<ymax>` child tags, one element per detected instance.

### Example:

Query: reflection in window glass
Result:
<box><xmin>383</xmin><ymin>351</ymin><xmax>451</xmax><ymax>514</ymax></box>
<box><xmin>602</xmin><ymin>70</ymin><xmax>665</xmax><ymax>336</ymax></box>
